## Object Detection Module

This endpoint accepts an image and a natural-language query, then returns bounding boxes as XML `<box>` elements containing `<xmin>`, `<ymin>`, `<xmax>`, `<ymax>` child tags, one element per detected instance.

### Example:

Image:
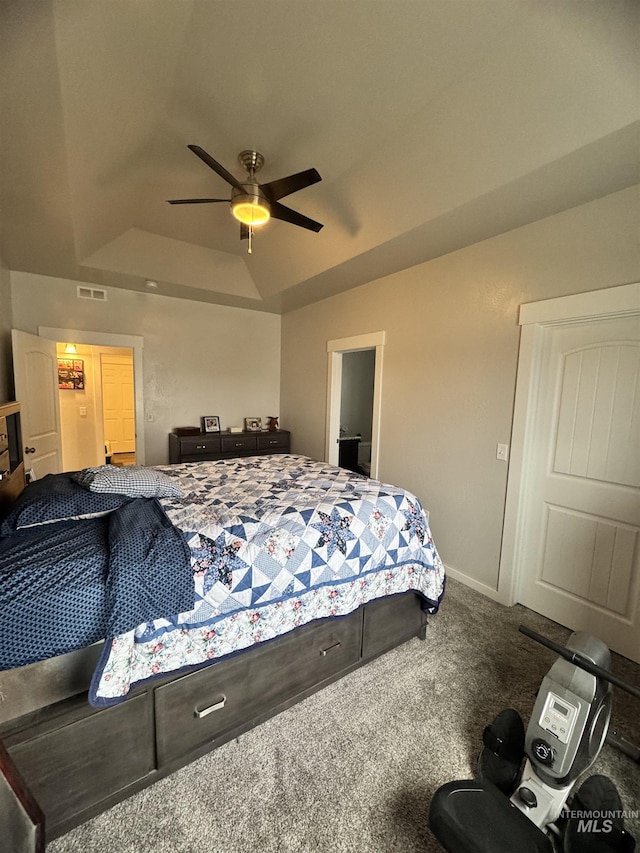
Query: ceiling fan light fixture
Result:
<box><xmin>169</xmin><ymin>146</ymin><xmax>323</xmax><ymax>241</ymax></box>
<box><xmin>231</xmin><ymin>194</ymin><xmax>270</xmax><ymax>227</ymax></box>
<box><xmin>231</xmin><ymin>199</ymin><xmax>270</xmax><ymax>226</ymax></box>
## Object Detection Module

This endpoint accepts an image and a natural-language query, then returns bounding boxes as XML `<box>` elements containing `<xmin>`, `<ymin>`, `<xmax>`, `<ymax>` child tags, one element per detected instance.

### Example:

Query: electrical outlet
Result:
<box><xmin>496</xmin><ymin>443</ymin><xmax>509</xmax><ymax>462</ymax></box>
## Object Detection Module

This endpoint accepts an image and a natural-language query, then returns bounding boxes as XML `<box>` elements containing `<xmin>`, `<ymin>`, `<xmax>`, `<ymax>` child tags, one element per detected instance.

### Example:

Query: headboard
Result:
<box><xmin>0</xmin><ymin>401</ymin><xmax>26</xmax><ymax>520</ymax></box>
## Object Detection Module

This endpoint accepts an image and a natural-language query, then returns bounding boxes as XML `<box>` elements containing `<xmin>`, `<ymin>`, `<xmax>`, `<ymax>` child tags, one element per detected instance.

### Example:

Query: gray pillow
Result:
<box><xmin>73</xmin><ymin>465</ymin><xmax>184</xmax><ymax>499</ymax></box>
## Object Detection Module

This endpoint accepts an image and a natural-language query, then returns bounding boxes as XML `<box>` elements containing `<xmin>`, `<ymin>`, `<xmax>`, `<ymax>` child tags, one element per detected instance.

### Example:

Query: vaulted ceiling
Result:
<box><xmin>1</xmin><ymin>1</ymin><xmax>638</xmax><ymax>313</ymax></box>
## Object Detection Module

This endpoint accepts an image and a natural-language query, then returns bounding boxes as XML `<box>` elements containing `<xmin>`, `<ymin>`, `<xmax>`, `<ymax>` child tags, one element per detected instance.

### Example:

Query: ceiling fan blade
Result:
<box><xmin>270</xmin><ymin>201</ymin><xmax>324</xmax><ymax>232</ymax></box>
<box><xmin>188</xmin><ymin>145</ymin><xmax>245</xmax><ymax>192</ymax></box>
<box><xmin>167</xmin><ymin>198</ymin><xmax>228</xmax><ymax>204</ymax></box>
<box><xmin>260</xmin><ymin>168</ymin><xmax>322</xmax><ymax>202</ymax></box>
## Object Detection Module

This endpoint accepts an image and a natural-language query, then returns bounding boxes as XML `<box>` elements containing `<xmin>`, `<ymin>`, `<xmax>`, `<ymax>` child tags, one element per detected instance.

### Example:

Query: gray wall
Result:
<box><xmin>280</xmin><ymin>186</ymin><xmax>640</xmax><ymax>595</ymax></box>
<box><xmin>5</xmin><ymin>187</ymin><xmax>639</xmax><ymax>593</ymax></box>
<box><xmin>10</xmin><ymin>274</ymin><xmax>281</xmax><ymax>465</ymax></box>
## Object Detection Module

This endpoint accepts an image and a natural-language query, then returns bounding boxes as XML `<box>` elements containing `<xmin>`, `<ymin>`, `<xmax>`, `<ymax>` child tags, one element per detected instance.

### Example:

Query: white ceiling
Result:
<box><xmin>1</xmin><ymin>0</ymin><xmax>638</xmax><ymax>314</ymax></box>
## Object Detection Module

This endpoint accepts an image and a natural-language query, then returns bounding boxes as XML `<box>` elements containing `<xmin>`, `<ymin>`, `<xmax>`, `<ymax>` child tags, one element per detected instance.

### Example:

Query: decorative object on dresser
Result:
<box><xmin>169</xmin><ymin>429</ymin><xmax>291</xmax><ymax>463</ymax></box>
<box><xmin>201</xmin><ymin>415</ymin><xmax>221</xmax><ymax>433</ymax></box>
<box><xmin>267</xmin><ymin>416</ymin><xmax>279</xmax><ymax>431</ymax></box>
<box><xmin>244</xmin><ymin>417</ymin><xmax>262</xmax><ymax>432</ymax></box>
<box><xmin>173</xmin><ymin>426</ymin><xmax>200</xmax><ymax>436</ymax></box>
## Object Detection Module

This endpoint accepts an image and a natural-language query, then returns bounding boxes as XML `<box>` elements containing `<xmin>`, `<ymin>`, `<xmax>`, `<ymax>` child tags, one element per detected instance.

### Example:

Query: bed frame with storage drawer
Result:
<box><xmin>0</xmin><ymin>401</ymin><xmax>430</xmax><ymax>841</ymax></box>
<box><xmin>0</xmin><ymin>593</ymin><xmax>428</xmax><ymax>841</ymax></box>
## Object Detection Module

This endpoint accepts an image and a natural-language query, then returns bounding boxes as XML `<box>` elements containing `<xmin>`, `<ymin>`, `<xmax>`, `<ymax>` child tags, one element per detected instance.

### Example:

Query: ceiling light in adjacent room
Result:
<box><xmin>64</xmin><ymin>343</ymin><xmax>77</xmax><ymax>354</ymax></box>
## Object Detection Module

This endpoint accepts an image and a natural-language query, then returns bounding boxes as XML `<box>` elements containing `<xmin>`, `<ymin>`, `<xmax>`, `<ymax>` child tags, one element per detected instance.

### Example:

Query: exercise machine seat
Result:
<box><xmin>428</xmin><ymin>779</ymin><xmax>553</xmax><ymax>853</ymax></box>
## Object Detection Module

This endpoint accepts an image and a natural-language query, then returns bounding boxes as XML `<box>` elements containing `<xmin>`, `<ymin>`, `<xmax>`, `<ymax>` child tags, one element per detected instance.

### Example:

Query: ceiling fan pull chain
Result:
<box><xmin>248</xmin><ymin>225</ymin><xmax>253</xmax><ymax>254</ymax></box>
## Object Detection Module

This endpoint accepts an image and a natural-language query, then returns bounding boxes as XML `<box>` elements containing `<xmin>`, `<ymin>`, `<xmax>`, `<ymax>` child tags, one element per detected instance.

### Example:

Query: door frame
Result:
<box><xmin>38</xmin><ymin>327</ymin><xmax>145</xmax><ymax>465</ymax></box>
<box><xmin>497</xmin><ymin>282</ymin><xmax>640</xmax><ymax>607</ymax></box>
<box><xmin>325</xmin><ymin>331</ymin><xmax>385</xmax><ymax>480</ymax></box>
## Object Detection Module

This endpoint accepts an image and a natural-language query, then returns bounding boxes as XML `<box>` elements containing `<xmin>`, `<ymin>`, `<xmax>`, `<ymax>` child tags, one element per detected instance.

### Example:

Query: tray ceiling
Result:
<box><xmin>1</xmin><ymin>0</ymin><xmax>638</xmax><ymax>313</ymax></box>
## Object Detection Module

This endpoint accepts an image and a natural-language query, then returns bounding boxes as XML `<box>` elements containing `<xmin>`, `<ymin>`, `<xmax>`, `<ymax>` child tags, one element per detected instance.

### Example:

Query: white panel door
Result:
<box><xmin>101</xmin><ymin>354</ymin><xmax>135</xmax><ymax>454</ymax></box>
<box><xmin>517</xmin><ymin>315</ymin><xmax>640</xmax><ymax>662</ymax></box>
<box><xmin>11</xmin><ymin>329</ymin><xmax>63</xmax><ymax>477</ymax></box>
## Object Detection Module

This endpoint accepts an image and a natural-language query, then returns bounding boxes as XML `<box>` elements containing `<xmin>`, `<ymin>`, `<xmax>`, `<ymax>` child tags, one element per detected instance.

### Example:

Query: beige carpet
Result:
<box><xmin>47</xmin><ymin>578</ymin><xmax>640</xmax><ymax>852</ymax></box>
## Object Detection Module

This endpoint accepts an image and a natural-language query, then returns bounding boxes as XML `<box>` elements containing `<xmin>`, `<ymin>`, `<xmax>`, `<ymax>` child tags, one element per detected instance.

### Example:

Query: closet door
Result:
<box><xmin>517</xmin><ymin>313</ymin><xmax>640</xmax><ymax>663</ymax></box>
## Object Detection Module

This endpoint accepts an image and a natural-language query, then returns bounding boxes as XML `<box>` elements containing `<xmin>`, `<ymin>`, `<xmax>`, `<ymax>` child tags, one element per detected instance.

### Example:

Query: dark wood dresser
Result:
<box><xmin>169</xmin><ymin>429</ymin><xmax>290</xmax><ymax>464</ymax></box>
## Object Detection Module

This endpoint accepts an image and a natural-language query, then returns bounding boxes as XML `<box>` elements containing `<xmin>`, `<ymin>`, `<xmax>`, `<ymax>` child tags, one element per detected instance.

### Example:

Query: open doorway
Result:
<box><xmin>40</xmin><ymin>326</ymin><xmax>145</xmax><ymax>469</ymax></box>
<box><xmin>55</xmin><ymin>342</ymin><xmax>136</xmax><ymax>471</ymax></box>
<box><xmin>325</xmin><ymin>331</ymin><xmax>385</xmax><ymax>480</ymax></box>
<box><xmin>339</xmin><ymin>349</ymin><xmax>375</xmax><ymax>475</ymax></box>
<box><xmin>12</xmin><ymin>327</ymin><xmax>144</xmax><ymax>477</ymax></box>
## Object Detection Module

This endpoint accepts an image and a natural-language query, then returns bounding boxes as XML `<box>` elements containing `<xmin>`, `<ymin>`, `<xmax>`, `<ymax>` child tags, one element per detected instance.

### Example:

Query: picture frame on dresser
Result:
<box><xmin>244</xmin><ymin>417</ymin><xmax>262</xmax><ymax>432</ymax></box>
<box><xmin>201</xmin><ymin>416</ymin><xmax>220</xmax><ymax>433</ymax></box>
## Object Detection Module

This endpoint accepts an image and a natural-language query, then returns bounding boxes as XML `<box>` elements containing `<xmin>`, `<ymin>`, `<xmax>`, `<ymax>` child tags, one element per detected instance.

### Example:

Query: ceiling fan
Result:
<box><xmin>168</xmin><ymin>145</ymin><xmax>323</xmax><ymax>252</ymax></box>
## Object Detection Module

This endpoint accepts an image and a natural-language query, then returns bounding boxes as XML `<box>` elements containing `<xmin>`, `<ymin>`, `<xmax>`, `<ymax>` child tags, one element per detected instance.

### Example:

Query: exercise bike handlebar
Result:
<box><xmin>518</xmin><ymin>624</ymin><xmax>640</xmax><ymax>700</ymax></box>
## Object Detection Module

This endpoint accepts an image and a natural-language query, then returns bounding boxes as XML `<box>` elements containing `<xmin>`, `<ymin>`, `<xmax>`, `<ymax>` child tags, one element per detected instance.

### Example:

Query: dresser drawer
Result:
<box><xmin>220</xmin><ymin>433</ymin><xmax>257</xmax><ymax>454</ymax></box>
<box><xmin>7</xmin><ymin>693</ymin><xmax>154</xmax><ymax>837</ymax></box>
<box><xmin>362</xmin><ymin>592</ymin><xmax>427</xmax><ymax>659</ymax></box>
<box><xmin>155</xmin><ymin>611</ymin><xmax>362</xmax><ymax>766</ymax></box>
<box><xmin>257</xmin><ymin>431</ymin><xmax>289</xmax><ymax>451</ymax></box>
<box><xmin>178</xmin><ymin>435</ymin><xmax>222</xmax><ymax>458</ymax></box>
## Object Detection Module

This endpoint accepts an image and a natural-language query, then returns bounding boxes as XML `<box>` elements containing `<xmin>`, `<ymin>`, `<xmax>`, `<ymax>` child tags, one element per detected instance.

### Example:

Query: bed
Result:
<box><xmin>0</xmin><ymin>404</ymin><xmax>445</xmax><ymax>840</ymax></box>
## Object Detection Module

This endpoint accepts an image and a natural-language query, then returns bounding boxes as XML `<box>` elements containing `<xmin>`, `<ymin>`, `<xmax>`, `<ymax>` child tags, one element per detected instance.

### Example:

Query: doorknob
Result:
<box><xmin>24</xmin><ymin>447</ymin><xmax>36</xmax><ymax>454</ymax></box>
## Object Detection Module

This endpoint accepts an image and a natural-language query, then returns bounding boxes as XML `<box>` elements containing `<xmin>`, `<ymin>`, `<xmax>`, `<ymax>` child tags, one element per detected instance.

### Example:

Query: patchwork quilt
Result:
<box><xmin>90</xmin><ymin>454</ymin><xmax>445</xmax><ymax>706</ymax></box>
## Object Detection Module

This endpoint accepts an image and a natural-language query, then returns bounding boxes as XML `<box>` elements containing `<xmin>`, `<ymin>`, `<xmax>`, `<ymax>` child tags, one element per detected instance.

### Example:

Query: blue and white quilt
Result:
<box><xmin>90</xmin><ymin>454</ymin><xmax>445</xmax><ymax>706</ymax></box>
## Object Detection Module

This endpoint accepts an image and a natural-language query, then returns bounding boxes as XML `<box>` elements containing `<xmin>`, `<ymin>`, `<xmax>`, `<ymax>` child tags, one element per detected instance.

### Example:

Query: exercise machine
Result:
<box><xmin>428</xmin><ymin>625</ymin><xmax>639</xmax><ymax>853</ymax></box>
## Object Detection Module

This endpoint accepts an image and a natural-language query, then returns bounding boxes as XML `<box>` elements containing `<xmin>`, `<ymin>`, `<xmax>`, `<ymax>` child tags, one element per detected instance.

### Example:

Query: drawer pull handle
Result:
<box><xmin>194</xmin><ymin>696</ymin><xmax>226</xmax><ymax>718</ymax></box>
<box><xmin>0</xmin><ymin>433</ymin><xmax>7</xmax><ymax>441</ymax></box>
<box><xmin>234</xmin><ymin>442</ymin><xmax>244</xmax><ymax>447</ymax></box>
<box><xmin>0</xmin><ymin>470</ymin><xmax>9</xmax><ymax>481</ymax></box>
<box><xmin>320</xmin><ymin>641</ymin><xmax>341</xmax><ymax>657</ymax></box>
<box><xmin>196</xmin><ymin>444</ymin><xmax>206</xmax><ymax>449</ymax></box>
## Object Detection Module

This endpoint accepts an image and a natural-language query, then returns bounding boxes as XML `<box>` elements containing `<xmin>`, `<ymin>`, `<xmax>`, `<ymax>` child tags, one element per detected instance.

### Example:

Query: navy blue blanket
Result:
<box><xmin>0</xmin><ymin>498</ymin><xmax>195</xmax><ymax>671</ymax></box>
<box><xmin>0</xmin><ymin>518</ymin><xmax>110</xmax><ymax>667</ymax></box>
<box><xmin>105</xmin><ymin>498</ymin><xmax>194</xmax><ymax>636</ymax></box>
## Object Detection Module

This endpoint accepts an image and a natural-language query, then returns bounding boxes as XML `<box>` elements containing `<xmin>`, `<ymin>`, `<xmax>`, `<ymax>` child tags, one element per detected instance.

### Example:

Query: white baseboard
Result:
<box><xmin>444</xmin><ymin>564</ymin><xmax>504</xmax><ymax>604</ymax></box>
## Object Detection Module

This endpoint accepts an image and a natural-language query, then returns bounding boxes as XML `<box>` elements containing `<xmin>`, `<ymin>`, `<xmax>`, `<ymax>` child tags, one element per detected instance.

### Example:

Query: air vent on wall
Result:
<box><xmin>77</xmin><ymin>285</ymin><xmax>107</xmax><ymax>301</ymax></box>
